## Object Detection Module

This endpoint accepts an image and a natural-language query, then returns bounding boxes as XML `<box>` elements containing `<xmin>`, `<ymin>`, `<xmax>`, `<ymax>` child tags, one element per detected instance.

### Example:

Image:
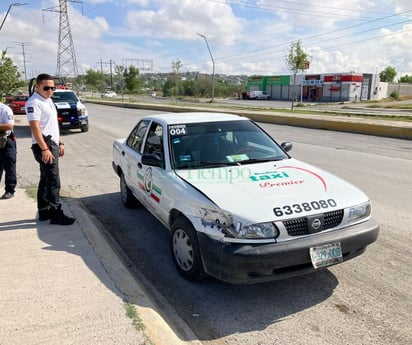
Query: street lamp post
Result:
<box><xmin>0</xmin><ymin>3</ymin><xmax>28</xmax><ymax>33</ymax></box>
<box><xmin>197</xmin><ymin>33</ymin><xmax>215</xmax><ymax>102</ymax></box>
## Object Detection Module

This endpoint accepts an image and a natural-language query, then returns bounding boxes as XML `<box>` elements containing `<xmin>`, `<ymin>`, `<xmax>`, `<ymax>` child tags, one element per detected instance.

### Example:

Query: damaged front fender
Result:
<box><xmin>183</xmin><ymin>204</ymin><xmax>277</xmax><ymax>244</ymax></box>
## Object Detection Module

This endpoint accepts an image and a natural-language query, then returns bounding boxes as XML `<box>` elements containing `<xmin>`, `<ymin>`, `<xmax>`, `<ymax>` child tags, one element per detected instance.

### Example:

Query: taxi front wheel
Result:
<box><xmin>171</xmin><ymin>217</ymin><xmax>206</xmax><ymax>282</ymax></box>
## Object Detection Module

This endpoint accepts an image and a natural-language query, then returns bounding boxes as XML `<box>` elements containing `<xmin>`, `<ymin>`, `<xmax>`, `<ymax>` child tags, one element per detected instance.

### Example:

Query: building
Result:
<box><xmin>247</xmin><ymin>72</ymin><xmax>387</xmax><ymax>102</ymax></box>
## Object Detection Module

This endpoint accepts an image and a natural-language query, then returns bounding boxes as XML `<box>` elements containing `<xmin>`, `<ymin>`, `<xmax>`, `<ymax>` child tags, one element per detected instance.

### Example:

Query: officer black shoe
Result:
<box><xmin>38</xmin><ymin>208</ymin><xmax>51</xmax><ymax>221</ymax></box>
<box><xmin>1</xmin><ymin>192</ymin><xmax>14</xmax><ymax>199</ymax></box>
<box><xmin>50</xmin><ymin>206</ymin><xmax>75</xmax><ymax>226</ymax></box>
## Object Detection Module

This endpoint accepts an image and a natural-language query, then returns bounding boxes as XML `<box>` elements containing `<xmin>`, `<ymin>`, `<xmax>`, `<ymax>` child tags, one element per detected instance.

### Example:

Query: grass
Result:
<box><xmin>124</xmin><ymin>303</ymin><xmax>154</xmax><ymax>345</ymax></box>
<box><xmin>364</xmin><ymin>95</ymin><xmax>412</xmax><ymax>109</ymax></box>
<box><xmin>25</xmin><ymin>184</ymin><xmax>73</xmax><ymax>200</ymax></box>
<box><xmin>380</xmin><ymin>103</ymin><xmax>412</xmax><ymax>109</ymax></box>
<box><xmin>25</xmin><ymin>185</ymin><xmax>38</xmax><ymax>199</ymax></box>
<box><xmin>124</xmin><ymin>303</ymin><xmax>145</xmax><ymax>330</ymax></box>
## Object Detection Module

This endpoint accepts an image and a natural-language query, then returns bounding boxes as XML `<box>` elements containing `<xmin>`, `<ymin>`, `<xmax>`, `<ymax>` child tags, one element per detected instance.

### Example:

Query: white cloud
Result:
<box><xmin>1</xmin><ymin>0</ymin><xmax>412</xmax><ymax>78</ymax></box>
<box><xmin>125</xmin><ymin>0</ymin><xmax>244</xmax><ymax>44</ymax></box>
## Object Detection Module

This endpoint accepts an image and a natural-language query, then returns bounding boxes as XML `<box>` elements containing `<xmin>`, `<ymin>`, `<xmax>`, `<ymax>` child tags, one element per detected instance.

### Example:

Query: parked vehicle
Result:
<box><xmin>112</xmin><ymin>112</ymin><xmax>379</xmax><ymax>284</ymax></box>
<box><xmin>51</xmin><ymin>90</ymin><xmax>89</xmax><ymax>132</ymax></box>
<box><xmin>250</xmin><ymin>90</ymin><xmax>270</xmax><ymax>100</ymax></box>
<box><xmin>101</xmin><ymin>91</ymin><xmax>117</xmax><ymax>98</ymax></box>
<box><xmin>9</xmin><ymin>94</ymin><xmax>29</xmax><ymax>114</ymax></box>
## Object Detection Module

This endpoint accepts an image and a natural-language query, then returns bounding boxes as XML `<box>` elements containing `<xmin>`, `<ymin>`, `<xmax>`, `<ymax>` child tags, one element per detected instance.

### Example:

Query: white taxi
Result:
<box><xmin>112</xmin><ymin>112</ymin><xmax>379</xmax><ymax>284</ymax></box>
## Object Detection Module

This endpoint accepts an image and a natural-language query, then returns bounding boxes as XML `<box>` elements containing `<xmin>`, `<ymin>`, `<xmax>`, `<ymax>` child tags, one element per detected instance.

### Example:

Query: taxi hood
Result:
<box><xmin>176</xmin><ymin>158</ymin><xmax>369</xmax><ymax>223</ymax></box>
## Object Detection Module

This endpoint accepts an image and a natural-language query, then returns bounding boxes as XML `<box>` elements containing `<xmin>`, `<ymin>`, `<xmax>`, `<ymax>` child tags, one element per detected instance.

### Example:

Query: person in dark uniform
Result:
<box><xmin>0</xmin><ymin>101</ymin><xmax>17</xmax><ymax>199</ymax></box>
<box><xmin>25</xmin><ymin>73</ymin><xmax>75</xmax><ymax>225</ymax></box>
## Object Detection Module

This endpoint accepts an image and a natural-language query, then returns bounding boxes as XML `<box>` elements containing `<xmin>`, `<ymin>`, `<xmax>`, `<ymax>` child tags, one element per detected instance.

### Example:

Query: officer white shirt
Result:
<box><xmin>0</xmin><ymin>102</ymin><xmax>14</xmax><ymax>136</ymax></box>
<box><xmin>26</xmin><ymin>92</ymin><xmax>60</xmax><ymax>145</ymax></box>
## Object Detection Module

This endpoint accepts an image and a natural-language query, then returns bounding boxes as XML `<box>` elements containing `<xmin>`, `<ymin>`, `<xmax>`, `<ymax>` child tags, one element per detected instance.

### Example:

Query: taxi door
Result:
<box><xmin>121</xmin><ymin>119</ymin><xmax>150</xmax><ymax>203</ymax></box>
<box><xmin>138</xmin><ymin>121</ymin><xmax>170</xmax><ymax>224</ymax></box>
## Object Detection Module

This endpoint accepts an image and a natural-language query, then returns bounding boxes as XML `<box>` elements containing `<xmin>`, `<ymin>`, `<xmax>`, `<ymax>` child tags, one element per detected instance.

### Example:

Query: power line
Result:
<box><xmin>207</xmin><ymin>0</ymin><xmax>402</xmax><ymax>21</ymax></box>
<box><xmin>194</xmin><ymin>7</ymin><xmax>412</xmax><ymax>68</ymax></box>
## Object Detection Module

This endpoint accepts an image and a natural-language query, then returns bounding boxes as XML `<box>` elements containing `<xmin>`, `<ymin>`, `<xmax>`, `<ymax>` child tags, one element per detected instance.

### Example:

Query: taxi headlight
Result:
<box><xmin>348</xmin><ymin>201</ymin><xmax>371</xmax><ymax>222</ymax></box>
<box><xmin>198</xmin><ymin>207</ymin><xmax>279</xmax><ymax>240</ymax></box>
<box><xmin>224</xmin><ymin>222</ymin><xmax>279</xmax><ymax>239</ymax></box>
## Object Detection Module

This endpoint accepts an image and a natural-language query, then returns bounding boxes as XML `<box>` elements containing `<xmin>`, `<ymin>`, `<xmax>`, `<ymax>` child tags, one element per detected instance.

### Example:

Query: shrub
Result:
<box><xmin>390</xmin><ymin>90</ymin><xmax>400</xmax><ymax>100</ymax></box>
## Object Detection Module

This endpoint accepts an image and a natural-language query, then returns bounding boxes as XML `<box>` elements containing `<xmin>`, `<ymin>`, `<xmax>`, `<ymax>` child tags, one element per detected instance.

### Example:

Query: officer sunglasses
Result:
<box><xmin>43</xmin><ymin>86</ymin><xmax>56</xmax><ymax>91</ymax></box>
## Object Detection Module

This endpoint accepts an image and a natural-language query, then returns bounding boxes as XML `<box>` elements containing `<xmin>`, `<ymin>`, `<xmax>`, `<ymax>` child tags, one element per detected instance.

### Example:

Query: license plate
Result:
<box><xmin>62</xmin><ymin>122</ymin><xmax>70</xmax><ymax>125</ymax></box>
<box><xmin>310</xmin><ymin>242</ymin><xmax>343</xmax><ymax>269</ymax></box>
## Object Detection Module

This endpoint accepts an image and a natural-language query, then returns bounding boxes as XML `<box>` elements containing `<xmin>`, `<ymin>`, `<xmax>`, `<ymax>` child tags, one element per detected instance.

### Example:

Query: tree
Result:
<box><xmin>85</xmin><ymin>69</ymin><xmax>104</xmax><ymax>92</ymax></box>
<box><xmin>0</xmin><ymin>51</ymin><xmax>21</xmax><ymax>100</ymax></box>
<box><xmin>162</xmin><ymin>78</ymin><xmax>174</xmax><ymax>97</ymax></box>
<box><xmin>285</xmin><ymin>39</ymin><xmax>311</xmax><ymax>110</ymax></box>
<box><xmin>379</xmin><ymin>66</ymin><xmax>397</xmax><ymax>82</ymax></box>
<box><xmin>399</xmin><ymin>75</ymin><xmax>412</xmax><ymax>83</ymax></box>
<box><xmin>123</xmin><ymin>66</ymin><xmax>140</xmax><ymax>93</ymax></box>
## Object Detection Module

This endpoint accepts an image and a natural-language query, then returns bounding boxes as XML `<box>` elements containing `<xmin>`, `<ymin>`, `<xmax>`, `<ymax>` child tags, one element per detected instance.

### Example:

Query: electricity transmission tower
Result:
<box><xmin>44</xmin><ymin>0</ymin><xmax>82</xmax><ymax>78</ymax></box>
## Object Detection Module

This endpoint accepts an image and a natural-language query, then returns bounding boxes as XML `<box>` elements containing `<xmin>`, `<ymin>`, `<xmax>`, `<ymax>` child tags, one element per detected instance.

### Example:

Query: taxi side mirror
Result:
<box><xmin>281</xmin><ymin>142</ymin><xmax>293</xmax><ymax>152</ymax></box>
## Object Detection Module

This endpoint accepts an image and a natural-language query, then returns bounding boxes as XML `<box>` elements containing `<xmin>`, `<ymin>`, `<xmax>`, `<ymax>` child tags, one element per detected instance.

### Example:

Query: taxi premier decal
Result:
<box><xmin>249</xmin><ymin>166</ymin><xmax>327</xmax><ymax>192</ymax></box>
<box><xmin>249</xmin><ymin>170</ymin><xmax>304</xmax><ymax>189</ymax></box>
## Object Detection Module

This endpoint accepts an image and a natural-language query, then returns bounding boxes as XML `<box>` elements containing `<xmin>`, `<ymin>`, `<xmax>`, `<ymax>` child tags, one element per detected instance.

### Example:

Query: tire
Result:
<box><xmin>120</xmin><ymin>173</ymin><xmax>138</xmax><ymax>208</ymax></box>
<box><xmin>171</xmin><ymin>217</ymin><xmax>206</xmax><ymax>282</ymax></box>
<box><xmin>80</xmin><ymin>124</ymin><xmax>89</xmax><ymax>132</ymax></box>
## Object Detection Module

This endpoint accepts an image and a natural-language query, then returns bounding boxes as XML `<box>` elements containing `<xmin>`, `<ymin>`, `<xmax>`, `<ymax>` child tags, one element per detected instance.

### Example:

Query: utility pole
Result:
<box><xmin>96</xmin><ymin>59</ymin><xmax>115</xmax><ymax>89</ymax></box>
<box><xmin>16</xmin><ymin>42</ymin><xmax>28</xmax><ymax>80</ymax></box>
<box><xmin>43</xmin><ymin>0</ymin><xmax>82</xmax><ymax>78</ymax></box>
<box><xmin>197</xmin><ymin>33</ymin><xmax>215</xmax><ymax>102</ymax></box>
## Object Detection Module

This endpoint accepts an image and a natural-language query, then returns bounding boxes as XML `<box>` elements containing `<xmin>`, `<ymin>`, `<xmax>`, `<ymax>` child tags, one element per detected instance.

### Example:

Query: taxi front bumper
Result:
<box><xmin>198</xmin><ymin>218</ymin><xmax>379</xmax><ymax>284</ymax></box>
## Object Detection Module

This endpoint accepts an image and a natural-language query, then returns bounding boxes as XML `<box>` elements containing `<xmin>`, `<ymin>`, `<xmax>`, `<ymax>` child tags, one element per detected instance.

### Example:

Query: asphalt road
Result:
<box><xmin>14</xmin><ymin>104</ymin><xmax>412</xmax><ymax>345</ymax></box>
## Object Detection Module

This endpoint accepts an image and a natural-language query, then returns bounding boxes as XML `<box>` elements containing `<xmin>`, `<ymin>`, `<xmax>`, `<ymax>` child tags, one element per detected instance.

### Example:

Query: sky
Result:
<box><xmin>1</xmin><ymin>0</ymin><xmax>412</xmax><ymax>80</ymax></box>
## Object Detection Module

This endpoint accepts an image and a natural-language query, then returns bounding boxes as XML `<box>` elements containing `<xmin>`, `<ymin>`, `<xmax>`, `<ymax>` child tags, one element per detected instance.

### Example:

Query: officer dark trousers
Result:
<box><xmin>0</xmin><ymin>136</ymin><xmax>17</xmax><ymax>195</ymax></box>
<box><xmin>31</xmin><ymin>141</ymin><xmax>61</xmax><ymax>210</ymax></box>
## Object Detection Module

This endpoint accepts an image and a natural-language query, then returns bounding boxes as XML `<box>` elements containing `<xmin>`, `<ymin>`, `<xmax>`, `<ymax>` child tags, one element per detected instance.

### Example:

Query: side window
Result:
<box><xmin>126</xmin><ymin>120</ymin><xmax>150</xmax><ymax>152</ymax></box>
<box><xmin>143</xmin><ymin>122</ymin><xmax>164</xmax><ymax>160</ymax></box>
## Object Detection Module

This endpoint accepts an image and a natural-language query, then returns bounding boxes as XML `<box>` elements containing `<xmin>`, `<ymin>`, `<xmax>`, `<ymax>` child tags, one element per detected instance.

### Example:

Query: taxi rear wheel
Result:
<box><xmin>120</xmin><ymin>173</ymin><xmax>137</xmax><ymax>208</ymax></box>
<box><xmin>171</xmin><ymin>217</ymin><xmax>206</xmax><ymax>282</ymax></box>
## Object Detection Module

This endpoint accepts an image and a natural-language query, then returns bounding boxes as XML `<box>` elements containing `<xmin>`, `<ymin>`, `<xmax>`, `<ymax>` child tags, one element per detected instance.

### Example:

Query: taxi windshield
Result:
<box><xmin>169</xmin><ymin>120</ymin><xmax>288</xmax><ymax>169</ymax></box>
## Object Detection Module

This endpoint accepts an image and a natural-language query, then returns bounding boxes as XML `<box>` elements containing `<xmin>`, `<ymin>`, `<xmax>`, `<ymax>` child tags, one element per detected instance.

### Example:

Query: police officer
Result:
<box><xmin>26</xmin><ymin>73</ymin><xmax>75</xmax><ymax>225</ymax></box>
<box><xmin>0</xmin><ymin>101</ymin><xmax>17</xmax><ymax>199</ymax></box>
